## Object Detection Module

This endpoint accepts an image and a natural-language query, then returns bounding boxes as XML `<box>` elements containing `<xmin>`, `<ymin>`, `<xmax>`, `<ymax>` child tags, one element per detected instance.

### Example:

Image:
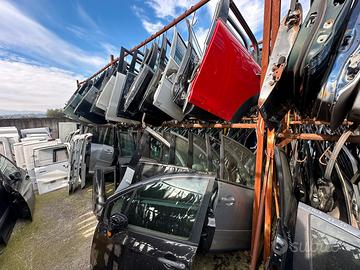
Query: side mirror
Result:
<box><xmin>109</xmin><ymin>213</ymin><xmax>128</xmax><ymax>231</ymax></box>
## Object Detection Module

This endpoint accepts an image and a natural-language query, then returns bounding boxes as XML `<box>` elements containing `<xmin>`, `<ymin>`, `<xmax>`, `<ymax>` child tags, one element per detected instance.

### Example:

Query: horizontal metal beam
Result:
<box><xmin>168</xmin><ymin>122</ymin><xmax>257</xmax><ymax>129</ymax></box>
<box><xmin>278</xmin><ymin>132</ymin><xmax>360</xmax><ymax>144</ymax></box>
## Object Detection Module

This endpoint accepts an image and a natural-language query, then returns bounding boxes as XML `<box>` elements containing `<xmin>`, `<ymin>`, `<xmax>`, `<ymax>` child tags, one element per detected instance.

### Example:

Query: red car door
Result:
<box><xmin>188</xmin><ymin>19</ymin><xmax>261</xmax><ymax>121</ymax></box>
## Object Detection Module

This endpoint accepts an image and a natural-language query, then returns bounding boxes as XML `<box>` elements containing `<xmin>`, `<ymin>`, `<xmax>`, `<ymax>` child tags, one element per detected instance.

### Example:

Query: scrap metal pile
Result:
<box><xmin>63</xmin><ymin>0</ymin><xmax>360</xmax><ymax>269</ymax></box>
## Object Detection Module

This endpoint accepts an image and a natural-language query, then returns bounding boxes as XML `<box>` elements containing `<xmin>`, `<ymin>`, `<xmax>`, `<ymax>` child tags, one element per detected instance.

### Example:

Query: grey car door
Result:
<box><xmin>91</xmin><ymin>174</ymin><xmax>215</xmax><ymax>270</ymax></box>
<box><xmin>210</xmin><ymin>180</ymin><xmax>253</xmax><ymax>251</ymax></box>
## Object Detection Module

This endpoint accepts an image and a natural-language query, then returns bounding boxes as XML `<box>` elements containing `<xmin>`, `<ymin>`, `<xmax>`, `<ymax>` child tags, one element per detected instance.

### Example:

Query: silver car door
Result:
<box><xmin>153</xmin><ymin>28</ymin><xmax>187</xmax><ymax>121</ymax></box>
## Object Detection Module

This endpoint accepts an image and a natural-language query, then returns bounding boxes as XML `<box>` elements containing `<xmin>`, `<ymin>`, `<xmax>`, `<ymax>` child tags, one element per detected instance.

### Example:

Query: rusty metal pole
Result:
<box><xmin>264</xmin><ymin>0</ymin><xmax>281</xmax><ymax>261</ymax></box>
<box><xmin>250</xmin><ymin>0</ymin><xmax>273</xmax><ymax>260</ymax></box>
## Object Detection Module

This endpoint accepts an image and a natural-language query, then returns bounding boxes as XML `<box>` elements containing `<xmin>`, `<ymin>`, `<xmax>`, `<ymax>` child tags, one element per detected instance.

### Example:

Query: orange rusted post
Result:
<box><xmin>78</xmin><ymin>0</ymin><xmax>211</xmax><ymax>85</ymax></box>
<box><xmin>250</xmin><ymin>0</ymin><xmax>272</xmax><ymax>266</ymax></box>
<box><xmin>264</xmin><ymin>129</ymin><xmax>275</xmax><ymax>259</ymax></box>
<box><xmin>263</xmin><ymin>0</ymin><xmax>281</xmax><ymax>261</ymax></box>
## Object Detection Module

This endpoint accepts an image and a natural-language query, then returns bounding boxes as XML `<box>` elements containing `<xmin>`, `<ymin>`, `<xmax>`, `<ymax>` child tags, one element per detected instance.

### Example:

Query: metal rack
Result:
<box><xmin>74</xmin><ymin>0</ymin><xmax>360</xmax><ymax>268</ymax></box>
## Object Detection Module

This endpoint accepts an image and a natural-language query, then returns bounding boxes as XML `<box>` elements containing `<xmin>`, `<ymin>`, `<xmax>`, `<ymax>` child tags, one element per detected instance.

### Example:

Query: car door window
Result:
<box><xmin>126</xmin><ymin>178</ymin><xmax>209</xmax><ymax>239</ymax></box>
<box><xmin>149</xmin><ymin>136</ymin><xmax>169</xmax><ymax>163</ymax></box>
<box><xmin>108</xmin><ymin>178</ymin><xmax>209</xmax><ymax>239</ymax></box>
<box><xmin>54</xmin><ymin>148</ymin><xmax>68</xmax><ymax>163</ymax></box>
<box><xmin>0</xmin><ymin>155</ymin><xmax>20</xmax><ymax>180</ymax></box>
<box><xmin>0</xmin><ymin>142</ymin><xmax>4</xmax><ymax>156</ymax></box>
<box><xmin>119</xmin><ymin>131</ymin><xmax>136</xmax><ymax>157</ymax></box>
<box><xmin>34</xmin><ymin>147</ymin><xmax>68</xmax><ymax>167</ymax></box>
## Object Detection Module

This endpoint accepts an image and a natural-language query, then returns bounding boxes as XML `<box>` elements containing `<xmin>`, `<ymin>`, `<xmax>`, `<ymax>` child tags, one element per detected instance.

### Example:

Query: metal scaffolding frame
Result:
<box><xmin>73</xmin><ymin>0</ymin><xmax>360</xmax><ymax>268</ymax></box>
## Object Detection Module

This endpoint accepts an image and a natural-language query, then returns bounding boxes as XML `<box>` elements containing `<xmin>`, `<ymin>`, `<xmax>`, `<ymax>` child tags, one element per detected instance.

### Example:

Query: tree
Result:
<box><xmin>46</xmin><ymin>108</ymin><xmax>65</xmax><ymax>118</ymax></box>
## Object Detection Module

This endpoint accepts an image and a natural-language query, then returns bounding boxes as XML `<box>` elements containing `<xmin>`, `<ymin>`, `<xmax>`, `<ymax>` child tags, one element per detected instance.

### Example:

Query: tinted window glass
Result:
<box><xmin>0</xmin><ymin>155</ymin><xmax>20</xmax><ymax>181</ymax></box>
<box><xmin>310</xmin><ymin>215</ymin><xmax>360</xmax><ymax>270</ymax></box>
<box><xmin>223</xmin><ymin>137</ymin><xmax>255</xmax><ymax>188</ymax></box>
<box><xmin>119</xmin><ymin>132</ymin><xmax>136</xmax><ymax>157</ymax></box>
<box><xmin>127</xmin><ymin>178</ymin><xmax>208</xmax><ymax>238</ymax></box>
<box><xmin>149</xmin><ymin>136</ymin><xmax>169</xmax><ymax>163</ymax></box>
<box><xmin>110</xmin><ymin>192</ymin><xmax>133</xmax><ymax>217</ymax></box>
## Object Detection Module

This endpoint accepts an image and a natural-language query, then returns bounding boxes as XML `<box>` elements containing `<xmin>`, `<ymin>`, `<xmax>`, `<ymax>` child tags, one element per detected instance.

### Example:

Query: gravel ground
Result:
<box><xmin>0</xmin><ymin>187</ymin><xmax>96</xmax><ymax>270</ymax></box>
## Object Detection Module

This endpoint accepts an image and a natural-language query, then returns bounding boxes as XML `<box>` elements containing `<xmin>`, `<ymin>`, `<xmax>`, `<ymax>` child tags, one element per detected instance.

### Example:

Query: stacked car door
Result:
<box><xmin>33</xmin><ymin>144</ymin><xmax>69</xmax><ymax>194</ymax></box>
<box><xmin>313</xmin><ymin>0</ymin><xmax>360</xmax><ymax>130</ymax></box>
<box><xmin>74</xmin><ymin>71</ymin><xmax>107</xmax><ymax>124</ymax></box>
<box><xmin>153</xmin><ymin>28</ymin><xmax>188</xmax><ymax>121</ymax></box>
<box><xmin>261</xmin><ymin>0</ymin><xmax>353</xmax><ymax>127</ymax></box>
<box><xmin>138</xmin><ymin>36</ymin><xmax>172</xmax><ymax>124</ymax></box>
<box><xmin>184</xmin><ymin>0</ymin><xmax>260</xmax><ymax>122</ymax></box>
<box><xmin>106</xmin><ymin>48</ymin><xmax>142</xmax><ymax>124</ymax></box>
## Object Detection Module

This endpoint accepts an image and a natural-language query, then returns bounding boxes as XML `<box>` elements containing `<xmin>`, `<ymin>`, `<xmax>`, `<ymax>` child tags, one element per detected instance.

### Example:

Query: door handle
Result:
<box><xmin>38</xmin><ymin>170</ymin><xmax>46</xmax><ymax>174</ymax></box>
<box><xmin>221</xmin><ymin>196</ymin><xmax>235</xmax><ymax>206</ymax></box>
<box><xmin>158</xmin><ymin>257</ymin><xmax>185</xmax><ymax>270</ymax></box>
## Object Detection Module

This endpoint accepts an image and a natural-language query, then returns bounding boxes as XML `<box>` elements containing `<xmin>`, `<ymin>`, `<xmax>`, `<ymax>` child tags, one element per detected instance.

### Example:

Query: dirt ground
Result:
<box><xmin>0</xmin><ymin>186</ymin><xmax>96</xmax><ymax>270</ymax></box>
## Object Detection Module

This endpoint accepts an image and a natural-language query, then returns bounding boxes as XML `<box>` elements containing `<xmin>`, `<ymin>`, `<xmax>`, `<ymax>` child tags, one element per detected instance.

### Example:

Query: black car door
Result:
<box><xmin>91</xmin><ymin>174</ymin><xmax>215</xmax><ymax>270</ymax></box>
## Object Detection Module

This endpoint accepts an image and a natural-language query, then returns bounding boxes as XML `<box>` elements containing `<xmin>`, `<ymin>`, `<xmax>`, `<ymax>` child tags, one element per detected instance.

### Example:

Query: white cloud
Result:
<box><xmin>195</xmin><ymin>26</ymin><xmax>209</xmax><ymax>51</ymax></box>
<box><xmin>0</xmin><ymin>1</ymin><xmax>105</xmax><ymax>71</ymax></box>
<box><xmin>131</xmin><ymin>5</ymin><xmax>164</xmax><ymax>34</ymax></box>
<box><xmin>146</xmin><ymin>0</ymin><xmax>198</xmax><ymax>19</ymax></box>
<box><xmin>142</xmin><ymin>20</ymin><xmax>164</xmax><ymax>34</ymax></box>
<box><xmin>0</xmin><ymin>59</ymin><xmax>83</xmax><ymax>111</ymax></box>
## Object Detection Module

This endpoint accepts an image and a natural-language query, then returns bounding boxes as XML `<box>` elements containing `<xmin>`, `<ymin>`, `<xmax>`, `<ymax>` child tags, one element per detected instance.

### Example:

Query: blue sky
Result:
<box><xmin>0</xmin><ymin>0</ymin><xmax>309</xmax><ymax>111</ymax></box>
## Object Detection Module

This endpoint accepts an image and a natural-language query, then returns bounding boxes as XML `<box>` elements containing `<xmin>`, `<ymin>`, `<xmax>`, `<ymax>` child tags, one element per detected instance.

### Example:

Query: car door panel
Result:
<box><xmin>293</xmin><ymin>202</ymin><xmax>360</xmax><ymax>270</ymax></box>
<box><xmin>153</xmin><ymin>29</ymin><xmax>187</xmax><ymax>121</ymax></box>
<box><xmin>312</xmin><ymin>0</ymin><xmax>360</xmax><ymax>130</ymax></box>
<box><xmin>186</xmin><ymin>0</ymin><xmax>260</xmax><ymax>122</ymax></box>
<box><xmin>211</xmin><ymin>181</ymin><xmax>253</xmax><ymax>251</ymax></box>
<box><xmin>91</xmin><ymin>175</ymin><xmax>215</xmax><ymax>270</ymax></box>
<box><xmin>34</xmin><ymin>145</ymin><xmax>69</xmax><ymax>194</ymax></box>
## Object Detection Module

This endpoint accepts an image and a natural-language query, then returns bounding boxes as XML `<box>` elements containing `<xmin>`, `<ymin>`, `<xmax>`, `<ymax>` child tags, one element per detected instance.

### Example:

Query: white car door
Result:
<box><xmin>34</xmin><ymin>145</ymin><xmax>69</xmax><ymax>194</ymax></box>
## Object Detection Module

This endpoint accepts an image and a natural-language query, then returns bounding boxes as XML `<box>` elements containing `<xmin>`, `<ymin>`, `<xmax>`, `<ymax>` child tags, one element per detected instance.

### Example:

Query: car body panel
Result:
<box><xmin>187</xmin><ymin>19</ymin><xmax>260</xmax><ymax>121</ymax></box>
<box><xmin>68</xmin><ymin>133</ymin><xmax>92</xmax><ymax>193</ymax></box>
<box><xmin>22</xmin><ymin>139</ymin><xmax>62</xmax><ymax>190</ymax></box>
<box><xmin>88</xmin><ymin>143</ymin><xmax>114</xmax><ymax>174</ymax></box>
<box><xmin>91</xmin><ymin>174</ymin><xmax>215</xmax><ymax>270</ymax></box>
<box><xmin>0</xmin><ymin>154</ymin><xmax>34</xmax><ymax>246</ymax></box>
<box><xmin>258</xmin><ymin>4</ymin><xmax>302</xmax><ymax>128</ymax></box>
<box><xmin>74</xmin><ymin>71</ymin><xmax>107</xmax><ymax>124</ymax></box>
<box><xmin>123</xmin><ymin>43</ymin><xmax>158</xmax><ymax>115</ymax></box>
<box><xmin>106</xmin><ymin>48</ymin><xmax>141</xmax><ymax>124</ymax></box>
<box><xmin>20</xmin><ymin>127</ymin><xmax>51</xmax><ymax>139</ymax></box>
<box><xmin>0</xmin><ymin>137</ymin><xmax>15</xmax><ymax>163</ymax></box>
<box><xmin>313</xmin><ymin>0</ymin><xmax>360</xmax><ymax>129</ymax></box>
<box><xmin>138</xmin><ymin>36</ymin><xmax>172</xmax><ymax>124</ymax></box>
<box><xmin>293</xmin><ymin>202</ymin><xmax>360</xmax><ymax>270</ymax></box>
<box><xmin>274</xmin><ymin>0</ymin><xmax>353</xmax><ymax>123</ymax></box>
<box><xmin>153</xmin><ymin>28</ymin><xmax>187</xmax><ymax>121</ymax></box>
<box><xmin>33</xmin><ymin>144</ymin><xmax>69</xmax><ymax>194</ymax></box>
<box><xmin>210</xmin><ymin>180</ymin><xmax>253</xmax><ymax>251</ymax></box>
<box><xmin>96</xmin><ymin>70</ymin><xmax>117</xmax><ymax>111</ymax></box>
